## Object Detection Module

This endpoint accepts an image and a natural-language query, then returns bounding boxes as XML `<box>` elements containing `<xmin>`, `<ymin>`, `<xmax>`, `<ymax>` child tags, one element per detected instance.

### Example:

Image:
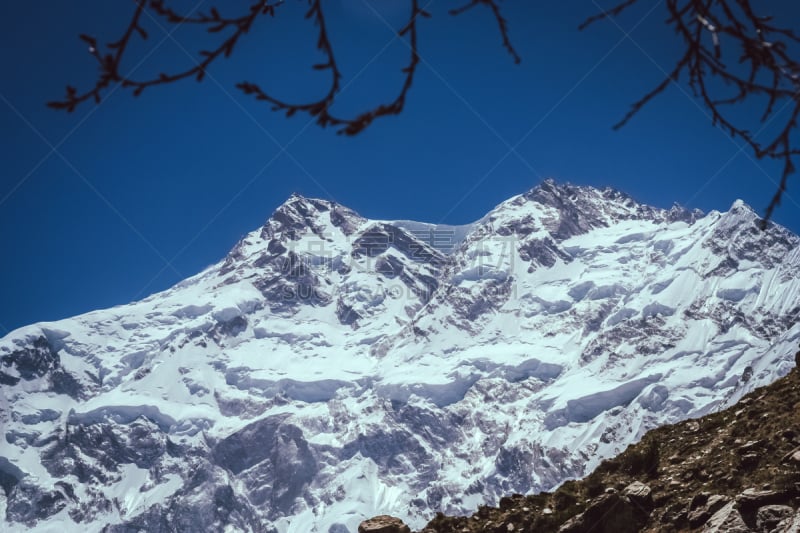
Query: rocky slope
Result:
<box><xmin>1</xmin><ymin>180</ymin><xmax>799</xmax><ymax>532</ymax></box>
<box><xmin>417</xmin><ymin>361</ymin><xmax>800</xmax><ymax>532</ymax></box>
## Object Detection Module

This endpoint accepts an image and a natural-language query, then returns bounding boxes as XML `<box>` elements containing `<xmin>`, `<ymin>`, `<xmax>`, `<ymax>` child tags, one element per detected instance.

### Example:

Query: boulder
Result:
<box><xmin>558</xmin><ymin>492</ymin><xmax>649</xmax><ymax>533</ymax></box>
<box><xmin>702</xmin><ymin>501</ymin><xmax>750</xmax><ymax>533</ymax></box>
<box><xmin>774</xmin><ymin>508</ymin><xmax>800</xmax><ymax>532</ymax></box>
<box><xmin>688</xmin><ymin>494</ymin><xmax>730</xmax><ymax>528</ymax></box>
<box><xmin>739</xmin><ymin>452</ymin><xmax>760</xmax><ymax>470</ymax></box>
<box><xmin>735</xmin><ymin>488</ymin><xmax>786</xmax><ymax>512</ymax></box>
<box><xmin>737</xmin><ymin>440</ymin><xmax>765</xmax><ymax>455</ymax></box>
<box><xmin>781</xmin><ymin>446</ymin><xmax>800</xmax><ymax>465</ymax></box>
<box><xmin>791</xmin><ymin>450</ymin><xmax>800</xmax><ymax>465</ymax></box>
<box><xmin>622</xmin><ymin>481</ymin><xmax>653</xmax><ymax>508</ymax></box>
<box><xmin>359</xmin><ymin>515</ymin><xmax>412</xmax><ymax>533</ymax></box>
<box><xmin>756</xmin><ymin>505</ymin><xmax>794</xmax><ymax>532</ymax></box>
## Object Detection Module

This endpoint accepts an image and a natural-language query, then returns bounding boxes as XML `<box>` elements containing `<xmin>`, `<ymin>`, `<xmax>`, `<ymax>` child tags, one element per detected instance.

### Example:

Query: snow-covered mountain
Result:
<box><xmin>1</xmin><ymin>180</ymin><xmax>799</xmax><ymax>532</ymax></box>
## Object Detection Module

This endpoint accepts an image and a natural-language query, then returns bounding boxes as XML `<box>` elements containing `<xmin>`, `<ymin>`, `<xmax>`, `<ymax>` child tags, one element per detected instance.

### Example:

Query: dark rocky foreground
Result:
<box><xmin>367</xmin><ymin>366</ymin><xmax>800</xmax><ymax>532</ymax></box>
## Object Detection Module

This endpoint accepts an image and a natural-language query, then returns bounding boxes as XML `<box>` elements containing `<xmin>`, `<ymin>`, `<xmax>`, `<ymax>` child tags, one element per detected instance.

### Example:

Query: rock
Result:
<box><xmin>781</xmin><ymin>446</ymin><xmax>800</xmax><ymax>465</ymax></box>
<box><xmin>739</xmin><ymin>452</ymin><xmax>761</xmax><ymax>470</ymax></box>
<box><xmin>688</xmin><ymin>494</ymin><xmax>730</xmax><ymax>528</ymax></box>
<box><xmin>106</xmin><ymin>465</ymin><xmax>259</xmax><ymax>532</ymax></box>
<box><xmin>1</xmin><ymin>336</ymin><xmax>59</xmax><ymax>380</ymax></box>
<box><xmin>5</xmin><ymin>480</ymin><xmax>67</xmax><ymax>525</ymax></box>
<box><xmin>212</xmin><ymin>414</ymin><xmax>317</xmax><ymax>515</ymax></box>
<box><xmin>499</xmin><ymin>495</ymin><xmax>519</xmax><ymax>510</ymax></box>
<box><xmin>622</xmin><ymin>481</ymin><xmax>653</xmax><ymax>508</ymax></box>
<box><xmin>775</xmin><ymin>508</ymin><xmax>800</xmax><ymax>532</ymax></box>
<box><xmin>358</xmin><ymin>515</ymin><xmax>411</xmax><ymax>533</ymax></box>
<box><xmin>756</xmin><ymin>505</ymin><xmax>794</xmax><ymax>531</ymax></box>
<box><xmin>558</xmin><ymin>492</ymin><xmax>649</xmax><ymax>533</ymax></box>
<box><xmin>735</xmin><ymin>488</ymin><xmax>786</xmax><ymax>512</ymax></box>
<box><xmin>737</xmin><ymin>440</ymin><xmax>765</xmax><ymax>455</ymax></box>
<box><xmin>702</xmin><ymin>501</ymin><xmax>750</xmax><ymax>533</ymax></box>
<box><xmin>689</xmin><ymin>493</ymin><xmax>711</xmax><ymax>510</ymax></box>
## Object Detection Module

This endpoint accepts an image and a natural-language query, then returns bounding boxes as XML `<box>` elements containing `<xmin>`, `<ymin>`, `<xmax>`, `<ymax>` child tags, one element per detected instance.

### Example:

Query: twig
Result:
<box><xmin>450</xmin><ymin>0</ymin><xmax>521</xmax><ymax>64</ymax></box>
<box><xmin>48</xmin><ymin>0</ymin><xmax>520</xmax><ymax>135</ymax></box>
<box><xmin>582</xmin><ymin>0</ymin><xmax>800</xmax><ymax>226</ymax></box>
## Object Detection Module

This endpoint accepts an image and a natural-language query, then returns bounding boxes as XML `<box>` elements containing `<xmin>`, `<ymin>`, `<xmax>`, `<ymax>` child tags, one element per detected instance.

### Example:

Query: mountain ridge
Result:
<box><xmin>1</xmin><ymin>180</ymin><xmax>798</xmax><ymax>532</ymax></box>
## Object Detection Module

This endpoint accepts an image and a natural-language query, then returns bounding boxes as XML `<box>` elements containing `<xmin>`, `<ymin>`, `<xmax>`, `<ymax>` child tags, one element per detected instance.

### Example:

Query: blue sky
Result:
<box><xmin>2</xmin><ymin>1</ymin><xmax>800</xmax><ymax>333</ymax></box>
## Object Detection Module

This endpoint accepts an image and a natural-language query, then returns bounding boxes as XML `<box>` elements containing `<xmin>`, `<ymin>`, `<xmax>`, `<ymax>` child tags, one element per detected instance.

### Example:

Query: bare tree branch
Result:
<box><xmin>449</xmin><ymin>0</ymin><xmax>521</xmax><ymax>64</ymax></box>
<box><xmin>46</xmin><ymin>0</ymin><xmax>281</xmax><ymax>109</ymax></box>
<box><xmin>582</xmin><ymin>0</ymin><xmax>800</xmax><ymax>227</ymax></box>
<box><xmin>51</xmin><ymin>0</ymin><xmax>799</xmax><ymax>224</ymax></box>
<box><xmin>48</xmin><ymin>0</ymin><xmax>519</xmax><ymax>135</ymax></box>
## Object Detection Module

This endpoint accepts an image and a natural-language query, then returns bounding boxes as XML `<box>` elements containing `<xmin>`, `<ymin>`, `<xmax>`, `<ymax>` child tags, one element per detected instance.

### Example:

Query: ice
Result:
<box><xmin>716</xmin><ymin>287</ymin><xmax>753</xmax><ymax>302</ymax></box>
<box><xmin>171</xmin><ymin>304</ymin><xmax>213</xmax><ymax>319</ymax></box>
<box><xmin>67</xmin><ymin>405</ymin><xmax>178</xmax><ymax>431</ymax></box>
<box><xmin>566</xmin><ymin>375</ymin><xmax>662</xmax><ymax>423</ymax></box>
<box><xmin>568</xmin><ymin>281</ymin><xmax>595</xmax><ymax>301</ymax></box>
<box><xmin>642</xmin><ymin>302</ymin><xmax>676</xmax><ymax>318</ymax></box>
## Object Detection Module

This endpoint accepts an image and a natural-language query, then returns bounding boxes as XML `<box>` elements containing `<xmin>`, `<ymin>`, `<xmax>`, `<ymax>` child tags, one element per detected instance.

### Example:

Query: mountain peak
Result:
<box><xmin>712</xmin><ymin>198</ymin><xmax>759</xmax><ymax>231</ymax></box>
<box><xmin>728</xmin><ymin>198</ymin><xmax>755</xmax><ymax>216</ymax></box>
<box><xmin>523</xmin><ymin>179</ymin><xmax>642</xmax><ymax>213</ymax></box>
<box><xmin>262</xmin><ymin>194</ymin><xmax>355</xmax><ymax>241</ymax></box>
<box><xmin>277</xmin><ymin>192</ymin><xmax>333</xmax><ymax>212</ymax></box>
<box><xmin>513</xmin><ymin>180</ymin><xmax>650</xmax><ymax>240</ymax></box>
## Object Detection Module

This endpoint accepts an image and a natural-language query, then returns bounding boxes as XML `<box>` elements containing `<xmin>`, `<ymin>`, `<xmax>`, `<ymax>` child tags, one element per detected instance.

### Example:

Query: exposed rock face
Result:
<box><xmin>1</xmin><ymin>336</ymin><xmax>59</xmax><ymax>381</ymax></box>
<box><xmin>212</xmin><ymin>415</ymin><xmax>317</xmax><ymax>516</ymax></box>
<box><xmin>4</xmin><ymin>480</ymin><xmax>68</xmax><ymax>526</ymax></box>
<box><xmin>0</xmin><ymin>335</ymin><xmax>84</xmax><ymax>398</ymax></box>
